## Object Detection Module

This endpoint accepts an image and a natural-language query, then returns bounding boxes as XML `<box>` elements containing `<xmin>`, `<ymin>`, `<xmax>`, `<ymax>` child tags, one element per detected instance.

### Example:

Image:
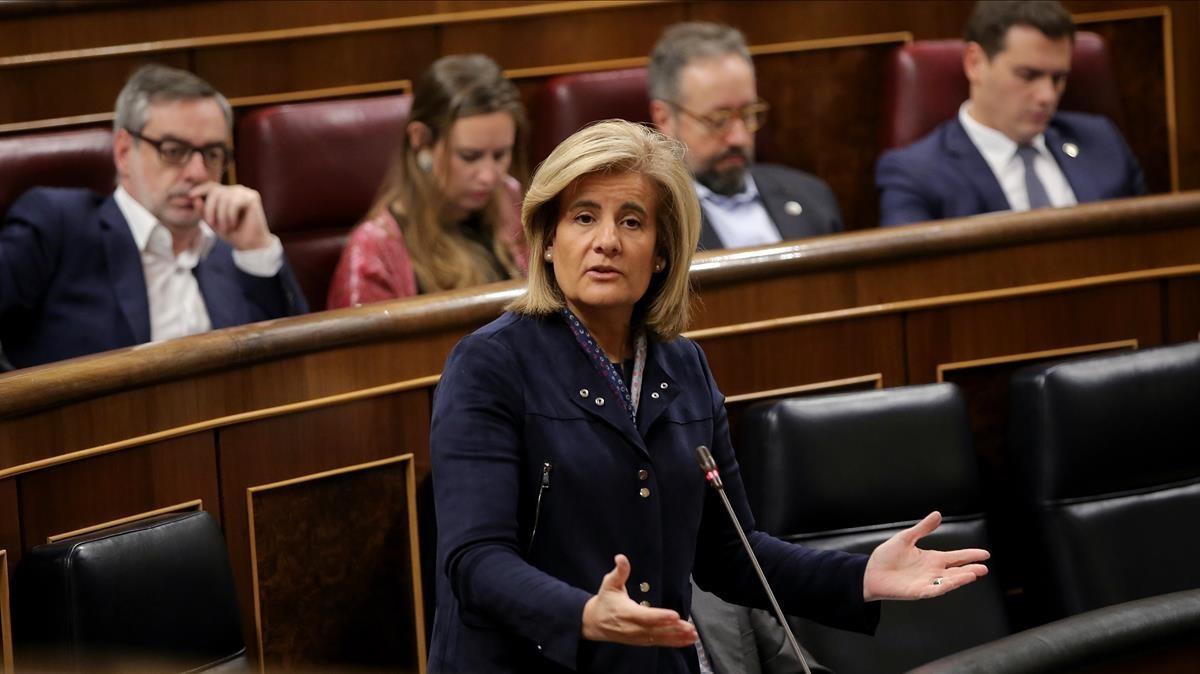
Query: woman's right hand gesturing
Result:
<box><xmin>581</xmin><ymin>554</ymin><xmax>699</xmax><ymax>648</ymax></box>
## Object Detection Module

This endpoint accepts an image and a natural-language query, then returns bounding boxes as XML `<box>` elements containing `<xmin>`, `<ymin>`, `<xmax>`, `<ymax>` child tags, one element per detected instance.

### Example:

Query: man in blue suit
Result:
<box><xmin>0</xmin><ymin>64</ymin><xmax>306</xmax><ymax>369</ymax></box>
<box><xmin>876</xmin><ymin>0</ymin><xmax>1146</xmax><ymax>227</ymax></box>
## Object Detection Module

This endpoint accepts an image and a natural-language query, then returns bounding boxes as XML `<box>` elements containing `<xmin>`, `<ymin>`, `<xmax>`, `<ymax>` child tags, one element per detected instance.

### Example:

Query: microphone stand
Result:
<box><xmin>695</xmin><ymin>445</ymin><xmax>812</xmax><ymax>674</ymax></box>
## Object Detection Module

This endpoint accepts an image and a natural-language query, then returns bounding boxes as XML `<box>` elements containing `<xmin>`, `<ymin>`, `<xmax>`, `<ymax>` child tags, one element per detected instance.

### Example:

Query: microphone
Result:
<box><xmin>694</xmin><ymin>445</ymin><xmax>812</xmax><ymax>674</ymax></box>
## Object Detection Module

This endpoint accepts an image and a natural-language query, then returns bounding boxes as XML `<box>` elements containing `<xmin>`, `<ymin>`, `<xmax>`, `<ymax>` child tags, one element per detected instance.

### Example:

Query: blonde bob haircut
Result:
<box><xmin>508</xmin><ymin>119</ymin><xmax>700</xmax><ymax>340</ymax></box>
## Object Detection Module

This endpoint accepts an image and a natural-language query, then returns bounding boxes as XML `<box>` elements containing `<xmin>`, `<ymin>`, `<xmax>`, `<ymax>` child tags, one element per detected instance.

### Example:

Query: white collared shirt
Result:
<box><xmin>694</xmin><ymin>174</ymin><xmax>782</xmax><ymax>249</ymax></box>
<box><xmin>958</xmin><ymin>102</ymin><xmax>1077</xmax><ymax>211</ymax></box>
<box><xmin>113</xmin><ymin>186</ymin><xmax>283</xmax><ymax>342</ymax></box>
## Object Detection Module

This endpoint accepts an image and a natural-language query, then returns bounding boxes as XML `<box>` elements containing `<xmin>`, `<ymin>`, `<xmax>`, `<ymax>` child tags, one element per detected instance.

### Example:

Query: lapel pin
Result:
<box><xmin>1062</xmin><ymin>142</ymin><xmax>1079</xmax><ymax>158</ymax></box>
<box><xmin>784</xmin><ymin>200</ymin><xmax>803</xmax><ymax>216</ymax></box>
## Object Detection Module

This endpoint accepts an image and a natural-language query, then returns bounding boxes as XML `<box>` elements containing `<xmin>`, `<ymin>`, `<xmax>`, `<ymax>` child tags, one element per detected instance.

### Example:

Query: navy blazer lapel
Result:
<box><xmin>751</xmin><ymin>166</ymin><xmax>802</xmax><ymax>241</ymax></box>
<box><xmin>1045</xmin><ymin>123</ymin><xmax>1095</xmax><ymax>203</ymax></box>
<box><xmin>697</xmin><ymin>208</ymin><xmax>724</xmax><ymax>251</ymax></box>
<box><xmin>556</xmin><ymin>322</ymin><xmax>649</xmax><ymax>456</ymax></box>
<box><xmin>98</xmin><ymin>196</ymin><xmax>151</xmax><ymax>344</ymax></box>
<box><xmin>636</xmin><ymin>341</ymin><xmax>679</xmax><ymax>436</ymax></box>
<box><xmin>946</xmin><ymin>118</ymin><xmax>1011</xmax><ymax>213</ymax></box>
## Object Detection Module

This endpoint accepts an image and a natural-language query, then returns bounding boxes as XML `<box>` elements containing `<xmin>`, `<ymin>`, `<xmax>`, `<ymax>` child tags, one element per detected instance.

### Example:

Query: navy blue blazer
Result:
<box><xmin>0</xmin><ymin>187</ymin><xmax>307</xmax><ymax>369</ymax></box>
<box><xmin>429</xmin><ymin>312</ymin><xmax>877</xmax><ymax>673</ymax></box>
<box><xmin>875</xmin><ymin>111</ymin><xmax>1147</xmax><ymax>227</ymax></box>
<box><xmin>698</xmin><ymin>163</ymin><xmax>843</xmax><ymax>251</ymax></box>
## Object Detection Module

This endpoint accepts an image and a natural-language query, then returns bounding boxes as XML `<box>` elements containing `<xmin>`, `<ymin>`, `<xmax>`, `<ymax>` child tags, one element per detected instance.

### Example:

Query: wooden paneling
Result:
<box><xmin>0</xmin><ymin>0</ymin><xmax>1194</xmax><ymax>202</ymax></box>
<box><xmin>443</xmin><ymin>3</ymin><xmax>684</xmax><ymax>69</ymax></box>
<box><xmin>0</xmin><ymin>548</ymin><xmax>10</xmax><ymax>674</ymax></box>
<box><xmin>194</xmin><ymin>29</ymin><xmax>438</xmax><ymax>100</ymax></box>
<box><xmin>0</xmin><ymin>482</ymin><xmax>17</xmax><ymax>573</ymax></box>
<box><xmin>0</xmin><ymin>194</ymin><xmax>1195</xmax><ymax>666</ymax></box>
<box><xmin>247</xmin><ymin>456</ymin><xmax>424</xmax><ymax>672</ymax></box>
<box><xmin>753</xmin><ymin>41</ymin><xmax>898</xmax><ymax>229</ymax></box>
<box><xmin>217</xmin><ymin>391</ymin><xmax>431</xmax><ymax>658</ymax></box>
<box><xmin>906</xmin><ymin>282</ymin><xmax>1163</xmax><ymax>384</ymax></box>
<box><xmin>15</xmin><ymin>433</ymin><xmax>220</xmax><ymax>551</ymax></box>
<box><xmin>1166</xmin><ymin>276</ymin><xmax>1200</xmax><ymax>342</ymax></box>
<box><xmin>697</xmin><ymin>315</ymin><xmax>906</xmax><ymax>397</ymax></box>
<box><xmin>1076</xmin><ymin>11</ymin><xmax>1173</xmax><ymax>192</ymax></box>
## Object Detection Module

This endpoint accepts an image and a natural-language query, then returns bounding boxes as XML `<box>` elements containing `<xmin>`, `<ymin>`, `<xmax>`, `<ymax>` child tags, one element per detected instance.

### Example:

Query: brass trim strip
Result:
<box><xmin>227</xmin><ymin>79</ymin><xmax>412</xmax><ymax>109</ymax></box>
<box><xmin>1</xmin><ymin>31</ymin><xmax>909</xmax><ymax>135</ymax></box>
<box><xmin>935</xmin><ymin>339</ymin><xmax>1138</xmax><ymax>383</ymax></box>
<box><xmin>0</xmin><ymin>1</ymin><xmax>663</xmax><ymax>69</ymax></box>
<box><xmin>1072</xmin><ymin>6</ymin><xmax>1170</xmax><ymax>23</ymax></box>
<box><xmin>504</xmin><ymin>31</ymin><xmax>912</xmax><ymax>81</ymax></box>
<box><xmin>0</xmin><ymin>80</ymin><xmax>413</xmax><ymax>135</ymax></box>
<box><xmin>0</xmin><ymin>374</ymin><xmax>441</xmax><ymax>480</ymax></box>
<box><xmin>1073</xmin><ymin>6</ymin><xmax>1179</xmax><ymax>191</ymax></box>
<box><xmin>725</xmin><ymin>374</ymin><xmax>883</xmax><ymax>404</ymax></box>
<box><xmin>684</xmin><ymin>264</ymin><xmax>1200</xmax><ymax>341</ymax></box>
<box><xmin>747</xmin><ymin>31</ymin><xmax>913</xmax><ymax>56</ymax></box>
<box><xmin>0</xmin><ymin>549</ymin><xmax>11</xmax><ymax>674</ymax></box>
<box><xmin>0</xmin><ymin>112</ymin><xmax>113</xmax><ymax>135</ymax></box>
<box><xmin>46</xmin><ymin>499</ymin><xmax>203</xmax><ymax>543</ymax></box>
<box><xmin>246</xmin><ymin>454</ymin><xmax>426</xmax><ymax>673</ymax></box>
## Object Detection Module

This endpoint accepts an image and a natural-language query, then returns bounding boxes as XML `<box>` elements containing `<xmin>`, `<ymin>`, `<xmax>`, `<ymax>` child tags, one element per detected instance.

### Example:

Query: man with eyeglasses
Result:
<box><xmin>875</xmin><ymin>1</ymin><xmax>1145</xmax><ymax>227</ymax></box>
<box><xmin>649</xmin><ymin>22</ymin><xmax>842</xmax><ymax>251</ymax></box>
<box><xmin>0</xmin><ymin>64</ymin><xmax>306</xmax><ymax>369</ymax></box>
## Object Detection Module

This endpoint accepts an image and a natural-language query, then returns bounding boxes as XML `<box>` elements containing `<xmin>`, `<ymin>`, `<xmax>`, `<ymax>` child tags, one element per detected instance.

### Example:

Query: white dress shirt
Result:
<box><xmin>958</xmin><ymin>103</ymin><xmax>1077</xmax><ymax>211</ymax></box>
<box><xmin>694</xmin><ymin>174</ymin><xmax>782</xmax><ymax>249</ymax></box>
<box><xmin>113</xmin><ymin>186</ymin><xmax>283</xmax><ymax>342</ymax></box>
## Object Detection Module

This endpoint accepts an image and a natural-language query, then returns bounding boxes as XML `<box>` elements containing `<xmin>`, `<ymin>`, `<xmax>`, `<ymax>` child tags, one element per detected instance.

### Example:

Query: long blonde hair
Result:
<box><xmin>508</xmin><ymin>120</ymin><xmax>700</xmax><ymax>340</ymax></box>
<box><xmin>370</xmin><ymin>54</ymin><xmax>528</xmax><ymax>292</ymax></box>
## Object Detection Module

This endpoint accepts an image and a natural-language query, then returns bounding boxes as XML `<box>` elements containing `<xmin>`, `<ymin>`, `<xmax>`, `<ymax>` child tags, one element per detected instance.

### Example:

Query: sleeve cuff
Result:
<box><xmin>232</xmin><ymin>234</ymin><xmax>284</xmax><ymax>277</ymax></box>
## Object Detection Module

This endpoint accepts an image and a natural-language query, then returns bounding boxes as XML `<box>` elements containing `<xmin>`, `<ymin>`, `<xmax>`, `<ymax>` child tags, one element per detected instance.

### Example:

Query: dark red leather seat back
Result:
<box><xmin>531</xmin><ymin>67</ymin><xmax>652</xmax><ymax>166</ymax></box>
<box><xmin>882</xmin><ymin>32</ymin><xmax>1121</xmax><ymax>151</ymax></box>
<box><xmin>0</xmin><ymin>126</ymin><xmax>115</xmax><ymax>218</ymax></box>
<box><xmin>236</xmin><ymin>94</ymin><xmax>412</xmax><ymax>310</ymax></box>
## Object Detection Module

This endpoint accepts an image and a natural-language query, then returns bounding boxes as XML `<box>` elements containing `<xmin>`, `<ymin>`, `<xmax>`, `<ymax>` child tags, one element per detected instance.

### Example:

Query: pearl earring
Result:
<box><xmin>417</xmin><ymin>149</ymin><xmax>434</xmax><ymax>173</ymax></box>
<box><xmin>654</xmin><ymin>261</ymin><xmax>665</xmax><ymax>272</ymax></box>
<box><xmin>544</xmin><ymin>250</ymin><xmax>553</xmax><ymax>262</ymax></box>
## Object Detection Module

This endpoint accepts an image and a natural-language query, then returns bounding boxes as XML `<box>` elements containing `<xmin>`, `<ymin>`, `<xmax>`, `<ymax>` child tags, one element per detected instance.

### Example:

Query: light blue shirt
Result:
<box><xmin>694</xmin><ymin>174</ymin><xmax>782</xmax><ymax>249</ymax></box>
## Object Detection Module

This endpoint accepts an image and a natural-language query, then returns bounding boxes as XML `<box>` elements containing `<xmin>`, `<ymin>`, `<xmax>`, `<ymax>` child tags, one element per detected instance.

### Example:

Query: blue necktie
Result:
<box><xmin>1017</xmin><ymin>144</ymin><xmax>1052</xmax><ymax>209</ymax></box>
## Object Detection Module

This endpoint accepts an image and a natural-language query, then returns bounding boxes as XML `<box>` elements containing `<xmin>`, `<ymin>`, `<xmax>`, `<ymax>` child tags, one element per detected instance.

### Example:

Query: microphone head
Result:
<box><xmin>694</xmin><ymin>445</ymin><xmax>723</xmax><ymax>490</ymax></box>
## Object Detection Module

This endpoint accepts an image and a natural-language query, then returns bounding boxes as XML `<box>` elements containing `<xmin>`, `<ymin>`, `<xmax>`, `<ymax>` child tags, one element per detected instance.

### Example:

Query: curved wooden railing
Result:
<box><xmin>1</xmin><ymin>191</ymin><xmax>1198</xmax><ymax>422</ymax></box>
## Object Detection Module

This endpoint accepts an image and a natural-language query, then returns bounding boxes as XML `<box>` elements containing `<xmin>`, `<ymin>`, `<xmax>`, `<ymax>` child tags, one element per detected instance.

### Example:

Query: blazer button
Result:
<box><xmin>650</xmin><ymin>392</ymin><xmax>660</xmax><ymax>399</ymax></box>
<box><xmin>639</xmin><ymin>582</ymin><xmax>650</xmax><ymax>593</ymax></box>
<box><xmin>579</xmin><ymin>388</ymin><xmax>589</xmax><ymax>398</ymax></box>
<box><xmin>639</xmin><ymin>600</ymin><xmax>651</xmax><ymax>607</ymax></box>
<box><xmin>639</xmin><ymin>487</ymin><xmax>650</xmax><ymax>498</ymax></box>
<box><xmin>638</xmin><ymin>469</ymin><xmax>649</xmax><ymax>480</ymax></box>
<box><xmin>659</xmin><ymin>382</ymin><xmax>668</xmax><ymax>389</ymax></box>
<box><xmin>595</xmin><ymin>397</ymin><xmax>605</xmax><ymax>407</ymax></box>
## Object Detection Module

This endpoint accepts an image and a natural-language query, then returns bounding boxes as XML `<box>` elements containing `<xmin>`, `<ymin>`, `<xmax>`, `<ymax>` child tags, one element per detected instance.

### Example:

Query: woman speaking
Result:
<box><xmin>429</xmin><ymin>120</ymin><xmax>989</xmax><ymax>672</ymax></box>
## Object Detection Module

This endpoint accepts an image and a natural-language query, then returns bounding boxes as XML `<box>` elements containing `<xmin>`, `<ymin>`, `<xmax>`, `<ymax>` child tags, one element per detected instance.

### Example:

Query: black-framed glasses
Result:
<box><xmin>126</xmin><ymin>128</ymin><xmax>230</xmax><ymax>171</ymax></box>
<box><xmin>669</xmin><ymin>99</ymin><xmax>770</xmax><ymax>135</ymax></box>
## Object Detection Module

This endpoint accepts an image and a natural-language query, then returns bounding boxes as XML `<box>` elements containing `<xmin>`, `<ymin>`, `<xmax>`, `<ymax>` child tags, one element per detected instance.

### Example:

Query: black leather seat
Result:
<box><xmin>1009</xmin><ymin>342</ymin><xmax>1200</xmax><ymax>619</ymax></box>
<box><xmin>737</xmin><ymin>383</ymin><xmax>1009</xmax><ymax>674</ymax></box>
<box><xmin>911</xmin><ymin>588</ymin><xmax>1200</xmax><ymax>674</ymax></box>
<box><xmin>13</xmin><ymin>510</ymin><xmax>247</xmax><ymax>672</ymax></box>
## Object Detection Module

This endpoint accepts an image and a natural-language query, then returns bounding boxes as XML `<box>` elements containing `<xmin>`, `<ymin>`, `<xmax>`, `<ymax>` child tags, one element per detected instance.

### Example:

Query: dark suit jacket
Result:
<box><xmin>0</xmin><ymin>187</ymin><xmax>307</xmax><ymax>369</ymax></box>
<box><xmin>698</xmin><ymin>164</ymin><xmax>843</xmax><ymax>251</ymax></box>
<box><xmin>875</xmin><ymin>111</ymin><xmax>1147</xmax><ymax>227</ymax></box>
<box><xmin>428</xmin><ymin>312</ymin><xmax>877</xmax><ymax>674</ymax></box>
<box><xmin>690</xmin><ymin>581</ymin><xmax>832</xmax><ymax>674</ymax></box>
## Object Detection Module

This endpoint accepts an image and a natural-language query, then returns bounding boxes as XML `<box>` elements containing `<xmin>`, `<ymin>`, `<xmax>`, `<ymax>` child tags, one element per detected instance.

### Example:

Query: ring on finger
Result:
<box><xmin>932</xmin><ymin>576</ymin><xmax>944</xmax><ymax>586</ymax></box>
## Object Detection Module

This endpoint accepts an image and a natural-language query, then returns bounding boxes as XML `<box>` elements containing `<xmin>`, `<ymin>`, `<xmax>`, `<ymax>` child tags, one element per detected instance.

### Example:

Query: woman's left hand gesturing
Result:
<box><xmin>862</xmin><ymin>511</ymin><xmax>990</xmax><ymax>602</ymax></box>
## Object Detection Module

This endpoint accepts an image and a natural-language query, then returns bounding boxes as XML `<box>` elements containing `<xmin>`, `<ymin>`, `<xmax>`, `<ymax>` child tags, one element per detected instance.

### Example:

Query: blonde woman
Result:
<box><xmin>429</xmin><ymin>120</ymin><xmax>990</xmax><ymax>672</ymax></box>
<box><xmin>327</xmin><ymin>54</ymin><xmax>529</xmax><ymax>307</ymax></box>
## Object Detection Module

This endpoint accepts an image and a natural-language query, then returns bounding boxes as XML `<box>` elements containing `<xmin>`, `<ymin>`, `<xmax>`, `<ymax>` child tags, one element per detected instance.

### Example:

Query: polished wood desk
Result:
<box><xmin>1</xmin><ymin>192</ymin><xmax>1198</xmax><ymax>667</ymax></box>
